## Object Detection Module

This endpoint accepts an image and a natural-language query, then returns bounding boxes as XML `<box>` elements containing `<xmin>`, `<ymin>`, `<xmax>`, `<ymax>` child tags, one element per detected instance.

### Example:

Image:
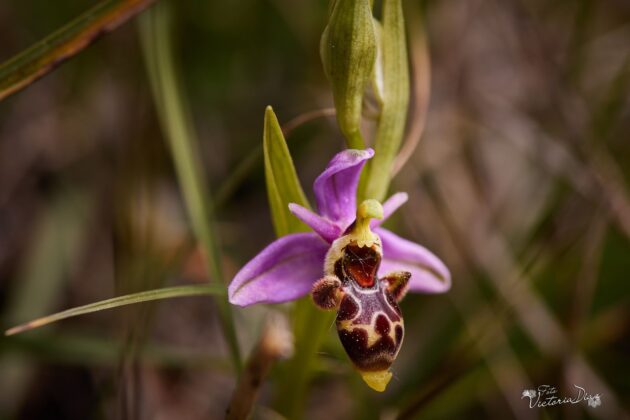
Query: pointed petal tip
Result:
<box><xmin>288</xmin><ymin>203</ymin><xmax>341</xmax><ymax>243</ymax></box>
<box><xmin>227</xmin><ymin>294</ymin><xmax>247</xmax><ymax>307</ymax></box>
<box><xmin>372</xmin><ymin>192</ymin><xmax>409</xmax><ymax>228</ymax></box>
<box><xmin>393</xmin><ymin>191</ymin><xmax>409</xmax><ymax>202</ymax></box>
<box><xmin>327</xmin><ymin>148</ymin><xmax>375</xmax><ymax>167</ymax></box>
<box><xmin>343</xmin><ymin>147</ymin><xmax>374</xmax><ymax>160</ymax></box>
<box><xmin>439</xmin><ymin>266</ymin><xmax>452</xmax><ymax>291</ymax></box>
<box><xmin>227</xmin><ymin>285</ymin><xmax>254</xmax><ymax>307</ymax></box>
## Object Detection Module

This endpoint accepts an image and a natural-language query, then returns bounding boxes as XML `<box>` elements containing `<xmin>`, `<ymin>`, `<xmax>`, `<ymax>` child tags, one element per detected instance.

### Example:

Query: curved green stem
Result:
<box><xmin>6</xmin><ymin>285</ymin><xmax>225</xmax><ymax>336</ymax></box>
<box><xmin>138</xmin><ymin>1</ymin><xmax>241</xmax><ymax>373</ymax></box>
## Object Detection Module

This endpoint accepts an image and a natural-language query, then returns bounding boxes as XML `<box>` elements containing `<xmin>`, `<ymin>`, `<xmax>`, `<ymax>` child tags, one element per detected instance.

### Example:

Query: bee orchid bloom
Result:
<box><xmin>228</xmin><ymin>148</ymin><xmax>451</xmax><ymax>391</ymax></box>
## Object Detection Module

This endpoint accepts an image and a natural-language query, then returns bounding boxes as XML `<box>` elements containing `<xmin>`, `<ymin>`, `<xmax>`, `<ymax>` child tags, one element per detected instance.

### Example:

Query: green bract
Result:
<box><xmin>262</xmin><ymin>106</ymin><xmax>311</xmax><ymax>237</ymax></box>
<box><xmin>320</xmin><ymin>0</ymin><xmax>376</xmax><ymax>150</ymax></box>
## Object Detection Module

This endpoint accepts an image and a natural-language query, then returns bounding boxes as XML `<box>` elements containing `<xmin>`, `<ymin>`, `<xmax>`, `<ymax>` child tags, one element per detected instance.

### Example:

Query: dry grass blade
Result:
<box><xmin>0</xmin><ymin>0</ymin><xmax>156</xmax><ymax>101</ymax></box>
<box><xmin>281</xmin><ymin>107</ymin><xmax>336</xmax><ymax>137</ymax></box>
<box><xmin>392</xmin><ymin>1</ymin><xmax>431</xmax><ymax>176</ymax></box>
<box><xmin>5</xmin><ymin>284</ymin><xmax>224</xmax><ymax>336</ymax></box>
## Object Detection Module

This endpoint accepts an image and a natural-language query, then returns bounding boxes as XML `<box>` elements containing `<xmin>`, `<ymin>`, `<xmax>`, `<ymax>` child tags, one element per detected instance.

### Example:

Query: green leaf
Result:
<box><xmin>364</xmin><ymin>0</ymin><xmax>410</xmax><ymax>201</ymax></box>
<box><xmin>5</xmin><ymin>284</ymin><xmax>225</xmax><ymax>336</ymax></box>
<box><xmin>0</xmin><ymin>0</ymin><xmax>156</xmax><ymax>102</ymax></box>
<box><xmin>320</xmin><ymin>0</ymin><xmax>376</xmax><ymax>149</ymax></box>
<box><xmin>263</xmin><ymin>106</ymin><xmax>311</xmax><ymax>237</ymax></box>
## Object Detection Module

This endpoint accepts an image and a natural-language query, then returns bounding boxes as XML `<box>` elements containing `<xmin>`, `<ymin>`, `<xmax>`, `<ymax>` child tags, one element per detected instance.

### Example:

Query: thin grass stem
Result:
<box><xmin>138</xmin><ymin>1</ymin><xmax>241</xmax><ymax>373</ymax></box>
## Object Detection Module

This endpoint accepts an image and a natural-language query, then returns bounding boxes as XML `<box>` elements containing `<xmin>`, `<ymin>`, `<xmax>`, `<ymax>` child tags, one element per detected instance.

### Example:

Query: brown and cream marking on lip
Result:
<box><xmin>311</xmin><ymin>200</ymin><xmax>411</xmax><ymax>392</ymax></box>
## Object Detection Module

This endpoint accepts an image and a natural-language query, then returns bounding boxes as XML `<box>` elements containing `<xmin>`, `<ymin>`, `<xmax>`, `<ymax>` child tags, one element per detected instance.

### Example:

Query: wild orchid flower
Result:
<box><xmin>228</xmin><ymin>148</ymin><xmax>451</xmax><ymax>391</ymax></box>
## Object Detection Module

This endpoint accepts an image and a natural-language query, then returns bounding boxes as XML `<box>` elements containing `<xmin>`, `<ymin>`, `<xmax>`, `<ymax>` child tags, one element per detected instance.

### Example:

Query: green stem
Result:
<box><xmin>275</xmin><ymin>300</ymin><xmax>335</xmax><ymax>419</ymax></box>
<box><xmin>364</xmin><ymin>0</ymin><xmax>409</xmax><ymax>201</ymax></box>
<box><xmin>138</xmin><ymin>1</ymin><xmax>241</xmax><ymax>373</ymax></box>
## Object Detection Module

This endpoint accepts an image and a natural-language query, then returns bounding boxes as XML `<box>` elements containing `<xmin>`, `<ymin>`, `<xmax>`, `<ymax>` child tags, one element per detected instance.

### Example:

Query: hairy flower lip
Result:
<box><xmin>228</xmin><ymin>148</ymin><xmax>451</xmax><ymax>306</ymax></box>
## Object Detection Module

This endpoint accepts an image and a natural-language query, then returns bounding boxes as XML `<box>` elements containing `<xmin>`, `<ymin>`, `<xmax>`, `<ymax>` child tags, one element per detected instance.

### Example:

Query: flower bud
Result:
<box><xmin>320</xmin><ymin>0</ymin><xmax>376</xmax><ymax>149</ymax></box>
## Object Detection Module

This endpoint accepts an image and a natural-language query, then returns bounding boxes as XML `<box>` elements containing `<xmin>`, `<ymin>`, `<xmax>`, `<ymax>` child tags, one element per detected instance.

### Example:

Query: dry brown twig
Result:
<box><xmin>226</xmin><ymin>313</ymin><xmax>294</xmax><ymax>420</ymax></box>
<box><xmin>282</xmin><ymin>108</ymin><xmax>337</xmax><ymax>137</ymax></box>
<box><xmin>391</xmin><ymin>1</ymin><xmax>431</xmax><ymax>177</ymax></box>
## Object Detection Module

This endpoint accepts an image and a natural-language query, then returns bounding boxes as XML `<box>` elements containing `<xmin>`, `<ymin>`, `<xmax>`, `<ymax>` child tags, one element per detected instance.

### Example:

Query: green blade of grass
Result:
<box><xmin>5</xmin><ymin>284</ymin><xmax>225</xmax><ymax>336</ymax></box>
<box><xmin>0</xmin><ymin>0</ymin><xmax>155</xmax><ymax>101</ymax></box>
<box><xmin>138</xmin><ymin>1</ymin><xmax>241</xmax><ymax>373</ymax></box>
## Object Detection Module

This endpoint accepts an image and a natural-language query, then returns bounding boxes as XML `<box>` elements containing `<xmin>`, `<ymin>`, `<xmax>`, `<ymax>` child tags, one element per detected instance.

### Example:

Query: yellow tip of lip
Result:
<box><xmin>360</xmin><ymin>370</ymin><xmax>392</xmax><ymax>392</ymax></box>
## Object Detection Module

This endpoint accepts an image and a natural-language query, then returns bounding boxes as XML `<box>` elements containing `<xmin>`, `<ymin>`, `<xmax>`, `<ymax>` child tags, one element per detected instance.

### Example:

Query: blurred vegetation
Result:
<box><xmin>0</xmin><ymin>0</ymin><xmax>629</xmax><ymax>419</ymax></box>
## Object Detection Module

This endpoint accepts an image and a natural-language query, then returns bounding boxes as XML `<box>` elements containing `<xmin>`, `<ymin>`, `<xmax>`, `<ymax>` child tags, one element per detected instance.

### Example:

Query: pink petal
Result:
<box><xmin>371</xmin><ymin>192</ymin><xmax>408</xmax><ymax>228</ymax></box>
<box><xmin>288</xmin><ymin>203</ymin><xmax>342</xmax><ymax>243</ymax></box>
<box><xmin>228</xmin><ymin>233</ymin><xmax>328</xmax><ymax>306</ymax></box>
<box><xmin>376</xmin><ymin>228</ymin><xmax>451</xmax><ymax>294</ymax></box>
<box><xmin>313</xmin><ymin>148</ymin><xmax>374</xmax><ymax>228</ymax></box>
